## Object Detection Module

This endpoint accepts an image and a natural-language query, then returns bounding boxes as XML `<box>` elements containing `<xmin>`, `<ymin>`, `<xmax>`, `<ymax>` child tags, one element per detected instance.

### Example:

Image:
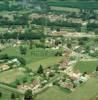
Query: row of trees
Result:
<box><xmin>87</xmin><ymin>23</ymin><xmax>98</xmax><ymax>31</ymax></box>
<box><xmin>32</xmin><ymin>17</ymin><xmax>98</xmax><ymax>32</ymax></box>
<box><xmin>0</xmin><ymin>14</ymin><xmax>28</xmax><ymax>26</ymax></box>
<box><xmin>0</xmin><ymin>2</ymin><xmax>23</xmax><ymax>11</ymax></box>
<box><xmin>0</xmin><ymin>31</ymin><xmax>45</xmax><ymax>40</ymax></box>
<box><xmin>32</xmin><ymin>17</ymin><xmax>81</xmax><ymax>31</ymax></box>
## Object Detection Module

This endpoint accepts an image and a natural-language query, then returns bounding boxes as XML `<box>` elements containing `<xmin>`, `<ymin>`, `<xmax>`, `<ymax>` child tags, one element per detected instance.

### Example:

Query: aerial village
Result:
<box><xmin>0</xmin><ymin>0</ymin><xmax>98</xmax><ymax>100</ymax></box>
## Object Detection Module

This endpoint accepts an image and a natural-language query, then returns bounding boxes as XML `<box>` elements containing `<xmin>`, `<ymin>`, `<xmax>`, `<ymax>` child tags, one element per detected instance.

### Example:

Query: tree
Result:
<box><xmin>15</xmin><ymin>79</ymin><xmax>21</xmax><ymax>85</ymax></box>
<box><xmin>25</xmin><ymin>67</ymin><xmax>32</xmax><ymax>73</ymax></box>
<box><xmin>0</xmin><ymin>54</ymin><xmax>9</xmax><ymax>60</ymax></box>
<box><xmin>11</xmin><ymin>93</ymin><xmax>16</xmax><ymax>100</ymax></box>
<box><xmin>56</xmin><ymin>27</ymin><xmax>60</xmax><ymax>32</ymax></box>
<box><xmin>0</xmin><ymin>92</ymin><xmax>2</xmax><ymax>98</ymax></box>
<box><xmin>67</xmin><ymin>43</ymin><xmax>72</xmax><ymax>48</ymax></box>
<box><xmin>96</xmin><ymin>66</ymin><xmax>98</xmax><ymax>71</ymax></box>
<box><xmin>55</xmin><ymin>51</ymin><xmax>62</xmax><ymax>56</ymax></box>
<box><xmin>94</xmin><ymin>50</ymin><xmax>98</xmax><ymax>57</ymax></box>
<box><xmin>37</xmin><ymin>65</ymin><xmax>44</xmax><ymax>74</ymax></box>
<box><xmin>18</xmin><ymin>57</ymin><xmax>26</xmax><ymax>66</ymax></box>
<box><xmin>19</xmin><ymin>46</ymin><xmax>27</xmax><ymax>55</ymax></box>
<box><xmin>29</xmin><ymin>40</ymin><xmax>33</xmax><ymax>49</ymax></box>
<box><xmin>24</xmin><ymin>89</ymin><xmax>33</xmax><ymax>100</ymax></box>
<box><xmin>40</xmin><ymin>38</ymin><xmax>45</xmax><ymax>43</ymax></box>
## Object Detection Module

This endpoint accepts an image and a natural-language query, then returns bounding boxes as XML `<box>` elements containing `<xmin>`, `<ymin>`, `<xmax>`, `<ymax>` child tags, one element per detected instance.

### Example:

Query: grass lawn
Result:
<box><xmin>27</xmin><ymin>56</ymin><xmax>63</xmax><ymax>71</ymax></box>
<box><xmin>35</xmin><ymin>78</ymin><xmax>98</xmax><ymax>100</ymax></box>
<box><xmin>0</xmin><ymin>68</ymin><xmax>24</xmax><ymax>84</ymax></box>
<box><xmin>74</xmin><ymin>60</ymin><xmax>98</xmax><ymax>73</ymax></box>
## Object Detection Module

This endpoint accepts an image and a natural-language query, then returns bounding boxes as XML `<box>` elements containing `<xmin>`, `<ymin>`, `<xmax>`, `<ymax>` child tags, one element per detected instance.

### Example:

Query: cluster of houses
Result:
<box><xmin>7</xmin><ymin>58</ymin><xmax>21</xmax><ymax>67</ymax></box>
<box><xmin>17</xmin><ymin>55</ymin><xmax>90</xmax><ymax>94</ymax></box>
<box><xmin>0</xmin><ymin>58</ymin><xmax>21</xmax><ymax>72</ymax></box>
<box><xmin>18</xmin><ymin>79</ymin><xmax>42</xmax><ymax>94</ymax></box>
<box><xmin>58</xmin><ymin>71</ymin><xmax>89</xmax><ymax>91</ymax></box>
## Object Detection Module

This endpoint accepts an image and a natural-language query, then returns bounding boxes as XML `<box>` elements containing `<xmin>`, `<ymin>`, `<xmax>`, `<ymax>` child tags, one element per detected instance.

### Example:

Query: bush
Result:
<box><xmin>0</xmin><ymin>54</ymin><xmax>9</xmax><ymax>60</ymax></box>
<box><xmin>19</xmin><ymin>46</ymin><xmax>27</xmax><ymax>55</ymax></box>
<box><xmin>0</xmin><ymin>92</ymin><xmax>2</xmax><ymax>98</ymax></box>
<box><xmin>17</xmin><ymin>57</ymin><xmax>26</xmax><ymax>66</ymax></box>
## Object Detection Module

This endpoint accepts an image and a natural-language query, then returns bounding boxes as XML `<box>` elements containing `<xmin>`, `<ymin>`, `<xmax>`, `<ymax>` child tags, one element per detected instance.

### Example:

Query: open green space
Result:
<box><xmin>27</xmin><ymin>56</ymin><xmax>63</xmax><ymax>71</ymax></box>
<box><xmin>35</xmin><ymin>78</ymin><xmax>98</xmax><ymax>100</ymax></box>
<box><xmin>0</xmin><ymin>46</ymin><xmax>60</xmax><ymax>64</ymax></box>
<box><xmin>0</xmin><ymin>84</ymin><xmax>24</xmax><ymax>100</ymax></box>
<box><xmin>0</xmin><ymin>68</ymin><xmax>24</xmax><ymax>84</ymax></box>
<box><xmin>48</xmin><ymin>1</ymin><xmax>98</xmax><ymax>9</ymax></box>
<box><xmin>74</xmin><ymin>60</ymin><xmax>98</xmax><ymax>73</ymax></box>
<box><xmin>0</xmin><ymin>47</ymin><xmax>44</xmax><ymax>64</ymax></box>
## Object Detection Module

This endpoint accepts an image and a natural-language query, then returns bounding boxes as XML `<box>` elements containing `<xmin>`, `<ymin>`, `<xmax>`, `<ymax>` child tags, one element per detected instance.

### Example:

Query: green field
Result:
<box><xmin>0</xmin><ymin>47</ymin><xmax>59</xmax><ymax>64</ymax></box>
<box><xmin>0</xmin><ymin>47</ymin><xmax>46</xmax><ymax>64</ymax></box>
<box><xmin>48</xmin><ymin>1</ymin><xmax>98</xmax><ymax>9</ymax></box>
<box><xmin>0</xmin><ymin>84</ymin><xmax>24</xmax><ymax>100</ymax></box>
<box><xmin>74</xmin><ymin>60</ymin><xmax>98</xmax><ymax>73</ymax></box>
<box><xmin>0</xmin><ymin>68</ymin><xmax>24</xmax><ymax>84</ymax></box>
<box><xmin>27</xmin><ymin>56</ymin><xmax>63</xmax><ymax>71</ymax></box>
<box><xmin>35</xmin><ymin>78</ymin><xmax>98</xmax><ymax>100</ymax></box>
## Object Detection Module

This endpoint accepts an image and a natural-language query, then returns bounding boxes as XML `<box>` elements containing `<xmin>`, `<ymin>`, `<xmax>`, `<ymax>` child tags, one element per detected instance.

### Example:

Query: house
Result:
<box><xmin>72</xmin><ymin>72</ymin><xmax>89</xmax><ymax>85</ymax></box>
<box><xmin>44</xmin><ymin>67</ymin><xmax>55</xmax><ymax>77</ymax></box>
<box><xmin>7</xmin><ymin>58</ymin><xmax>21</xmax><ymax>67</ymax></box>
<box><xmin>69</xmin><ymin>72</ymin><xmax>81</xmax><ymax>81</ymax></box>
<box><xmin>0</xmin><ymin>64</ymin><xmax>10</xmax><ymax>71</ymax></box>
<box><xmin>59</xmin><ymin>60</ymin><xmax>69</xmax><ymax>70</ymax></box>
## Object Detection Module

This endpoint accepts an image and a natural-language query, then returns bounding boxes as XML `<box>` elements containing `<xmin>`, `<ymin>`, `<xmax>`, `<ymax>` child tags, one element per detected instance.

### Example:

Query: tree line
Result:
<box><xmin>0</xmin><ymin>31</ymin><xmax>45</xmax><ymax>40</ymax></box>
